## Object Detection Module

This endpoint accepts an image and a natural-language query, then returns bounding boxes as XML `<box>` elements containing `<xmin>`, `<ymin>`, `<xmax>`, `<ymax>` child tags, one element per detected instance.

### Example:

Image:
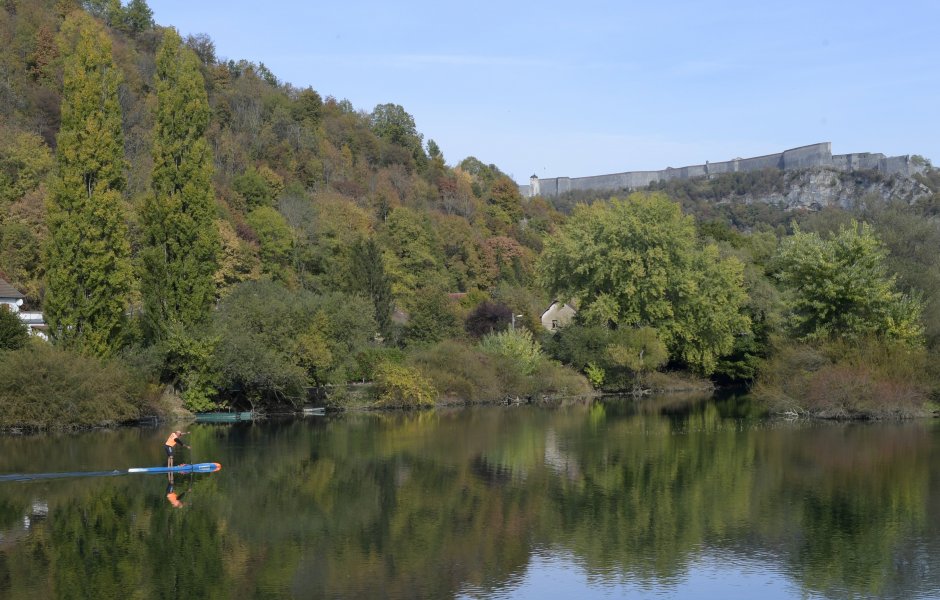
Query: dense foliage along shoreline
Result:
<box><xmin>1</xmin><ymin>0</ymin><xmax>939</xmax><ymax>429</ymax></box>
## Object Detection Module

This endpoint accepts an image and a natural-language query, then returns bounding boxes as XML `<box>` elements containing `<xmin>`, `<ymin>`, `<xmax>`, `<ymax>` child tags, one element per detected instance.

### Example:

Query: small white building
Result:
<box><xmin>540</xmin><ymin>300</ymin><xmax>576</xmax><ymax>332</ymax></box>
<box><xmin>0</xmin><ymin>277</ymin><xmax>46</xmax><ymax>339</ymax></box>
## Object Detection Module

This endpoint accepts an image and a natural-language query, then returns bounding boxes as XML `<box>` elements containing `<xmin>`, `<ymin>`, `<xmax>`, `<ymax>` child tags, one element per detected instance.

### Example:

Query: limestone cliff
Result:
<box><xmin>732</xmin><ymin>168</ymin><xmax>932</xmax><ymax>211</ymax></box>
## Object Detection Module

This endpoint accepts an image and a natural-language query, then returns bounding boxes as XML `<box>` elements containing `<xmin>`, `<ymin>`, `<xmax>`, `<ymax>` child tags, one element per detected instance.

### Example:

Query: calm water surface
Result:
<box><xmin>0</xmin><ymin>395</ymin><xmax>939</xmax><ymax>599</ymax></box>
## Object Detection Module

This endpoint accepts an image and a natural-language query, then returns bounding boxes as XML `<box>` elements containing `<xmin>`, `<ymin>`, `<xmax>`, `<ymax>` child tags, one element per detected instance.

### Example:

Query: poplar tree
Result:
<box><xmin>351</xmin><ymin>237</ymin><xmax>394</xmax><ymax>341</ymax></box>
<box><xmin>141</xmin><ymin>28</ymin><xmax>219</xmax><ymax>339</ymax></box>
<box><xmin>45</xmin><ymin>13</ymin><xmax>132</xmax><ymax>356</ymax></box>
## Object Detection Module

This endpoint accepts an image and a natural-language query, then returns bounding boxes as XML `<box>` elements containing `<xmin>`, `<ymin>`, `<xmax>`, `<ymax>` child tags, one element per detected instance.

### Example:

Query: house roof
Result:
<box><xmin>0</xmin><ymin>277</ymin><xmax>24</xmax><ymax>300</ymax></box>
<box><xmin>541</xmin><ymin>301</ymin><xmax>577</xmax><ymax>319</ymax></box>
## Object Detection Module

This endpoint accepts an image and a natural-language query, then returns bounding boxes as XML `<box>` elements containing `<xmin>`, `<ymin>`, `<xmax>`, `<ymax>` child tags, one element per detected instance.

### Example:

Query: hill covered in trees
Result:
<box><xmin>1</xmin><ymin>0</ymin><xmax>939</xmax><ymax>427</ymax></box>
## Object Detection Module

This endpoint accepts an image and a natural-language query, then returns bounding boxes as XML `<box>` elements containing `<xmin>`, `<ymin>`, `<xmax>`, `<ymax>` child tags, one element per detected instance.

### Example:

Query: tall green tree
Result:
<box><xmin>351</xmin><ymin>237</ymin><xmax>394</xmax><ymax>341</ymax></box>
<box><xmin>380</xmin><ymin>206</ymin><xmax>450</xmax><ymax>311</ymax></box>
<box><xmin>538</xmin><ymin>192</ymin><xmax>750</xmax><ymax>374</ymax></box>
<box><xmin>773</xmin><ymin>221</ymin><xmax>923</xmax><ymax>344</ymax></box>
<box><xmin>45</xmin><ymin>13</ymin><xmax>132</xmax><ymax>356</ymax></box>
<box><xmin>141</xmin><ymin>28</ymin><xmax>219</xmax><ymax>339</ymax></box>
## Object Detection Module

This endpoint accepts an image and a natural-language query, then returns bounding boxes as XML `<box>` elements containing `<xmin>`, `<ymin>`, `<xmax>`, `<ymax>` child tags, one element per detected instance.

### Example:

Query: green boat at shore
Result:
<box><xmin>194</xmin><ymin>411</ymin><xmax>254</xmax><ymax>423</ymax></box>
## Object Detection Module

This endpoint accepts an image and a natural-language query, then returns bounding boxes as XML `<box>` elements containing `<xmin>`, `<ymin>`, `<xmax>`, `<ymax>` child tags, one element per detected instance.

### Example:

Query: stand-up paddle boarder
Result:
<box><xmin>164</xmin><ymin>430</ymin><xmax>190</xmax><ymax>468</ymax></box>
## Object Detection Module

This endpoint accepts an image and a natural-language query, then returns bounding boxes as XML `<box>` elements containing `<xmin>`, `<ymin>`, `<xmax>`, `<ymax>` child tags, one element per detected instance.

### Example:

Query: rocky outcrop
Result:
<box><xmin>732</xmin><ymin>168</ymin><xmax>932</xmax><ymax>211</ymax></box>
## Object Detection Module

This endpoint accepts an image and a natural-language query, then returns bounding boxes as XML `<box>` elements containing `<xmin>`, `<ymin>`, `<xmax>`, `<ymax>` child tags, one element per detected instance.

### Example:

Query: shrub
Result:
<box><xmin>479</xmin><ymin>327</ymin><xmax>542</xmax><ymax>376</ymax></box>
<box><xmin>0</xmin><ymin>343</ymin><xmax>146</xmax><ymax>429</ymax></box>
<box><xmin>408</xmin><ymin>340</ymin><xmax>503</xmax><ymax>403</ymax></box>
<box><xmin>544</xmin><ymin>324</ymin><xmax>669</xmax><ymax>391</ymax></box>
<box><xmin>350</xmin><ymin>346</ymin><xmax>405</xmax><ymax>382</ymax></box>
<box><xmin>0</xmin><ymin>305</ymin><xmax>29</xmax><ymax>350</ymax></box>
<box><xmin>526</xmin><ymin>359</ymin><xmax>594</xmax><ymax>398</ymax></box>
<box><xmin>409</xmin><ymin>339</ymin><xmax>592</xmax><ymax>403</ymax></box>
<box><xmin>753</xmin><ymin>336</ymin><xmax>934</xmax><ymax>418</ymax></box>
<box><xmin>372</xmin><ymin>361</ymin><xmax>436</xmax><ymax>408</ymax></box>
<box><xmin>585</xmin><ymin>362</ymin><xmax>605</xmax><ymax>388</ymax></box>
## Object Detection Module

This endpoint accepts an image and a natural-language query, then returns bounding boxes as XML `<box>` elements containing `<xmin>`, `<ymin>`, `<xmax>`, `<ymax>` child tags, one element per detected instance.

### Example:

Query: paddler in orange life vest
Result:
<box><xmin>164</xmin><ymin>430</ymin><xmax>190</xmax><ymax>468</ymax></box>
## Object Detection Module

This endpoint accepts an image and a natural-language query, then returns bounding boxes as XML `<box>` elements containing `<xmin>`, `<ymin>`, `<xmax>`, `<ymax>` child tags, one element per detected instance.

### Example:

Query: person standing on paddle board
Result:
<box><xmin>164</xmin><ymin>430</ymin><xmax>190</xmax><ymax>468</ymax></box>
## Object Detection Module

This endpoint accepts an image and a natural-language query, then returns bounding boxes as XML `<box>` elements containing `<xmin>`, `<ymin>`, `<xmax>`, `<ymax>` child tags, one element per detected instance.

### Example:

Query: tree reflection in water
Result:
<box><xmin>0</xmin><ymin>400</ymin><xmax>937</xmax><ymax>598</ymax></box>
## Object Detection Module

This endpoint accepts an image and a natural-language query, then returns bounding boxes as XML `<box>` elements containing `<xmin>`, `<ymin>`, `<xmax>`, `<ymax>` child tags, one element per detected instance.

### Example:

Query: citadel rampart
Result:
<box><xmin>520</xmin><ymin>142</ymin><xmax>920</xmax><ymax>198</ymax></box>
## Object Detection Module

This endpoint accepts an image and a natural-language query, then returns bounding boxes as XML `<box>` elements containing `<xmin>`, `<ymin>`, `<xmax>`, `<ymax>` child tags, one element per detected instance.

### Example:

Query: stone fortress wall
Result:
<box><xmin>519</xmin><ymin>142</ymin><xmax>921</xmax><ymax>198</ymax></box>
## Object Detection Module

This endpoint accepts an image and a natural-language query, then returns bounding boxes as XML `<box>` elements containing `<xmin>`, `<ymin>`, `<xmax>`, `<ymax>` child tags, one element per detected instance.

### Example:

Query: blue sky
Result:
<box><xmin>149</xmin><ymin>1</ymin><xmax>939</xmax><ymax>183</ymax></box>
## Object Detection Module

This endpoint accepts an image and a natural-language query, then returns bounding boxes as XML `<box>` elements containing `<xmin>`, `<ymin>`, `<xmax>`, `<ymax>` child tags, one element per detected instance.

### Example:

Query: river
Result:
<box><xmin>0</xmin><ymin>394</ymin><xmax>938</xmax><ymax>599</ymax></box>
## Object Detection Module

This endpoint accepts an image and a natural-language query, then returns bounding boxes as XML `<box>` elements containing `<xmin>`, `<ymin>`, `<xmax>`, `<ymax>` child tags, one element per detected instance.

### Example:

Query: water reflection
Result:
<box><xmin>166</xmin><ymin>473</ymin><xmax>187</xmax><ymax>508</ymax></box>
<box><xmin>0</xmin><ymin>400</ymin><xmax>937</xmax><ymax>598</ymax></box>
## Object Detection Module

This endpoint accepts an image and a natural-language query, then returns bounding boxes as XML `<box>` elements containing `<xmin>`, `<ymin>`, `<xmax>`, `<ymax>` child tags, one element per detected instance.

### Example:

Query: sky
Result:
<box><xmin>149</xmin><ymin>1</ymin><xmax>940</xmax><ymax>184</ymax></box>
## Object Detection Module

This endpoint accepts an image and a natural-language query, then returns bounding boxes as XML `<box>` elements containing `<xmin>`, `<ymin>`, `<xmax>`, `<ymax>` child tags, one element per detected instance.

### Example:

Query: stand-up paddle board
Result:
<box><xmin>0</xmin><ymin>462</ymin><xmax>222</xmax><ymax>482</ymax></box>
<box><xmin>127</xmin><ymin>462</ymin><xmax>222</xmax><ymax>474</ymax></box>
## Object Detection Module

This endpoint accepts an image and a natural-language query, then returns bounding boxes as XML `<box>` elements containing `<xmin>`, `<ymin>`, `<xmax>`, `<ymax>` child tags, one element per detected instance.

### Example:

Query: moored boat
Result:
<box><xmin>194</xmin><ymin>411</ymin><xmax>254</xmax><ymax>423</ymax></box>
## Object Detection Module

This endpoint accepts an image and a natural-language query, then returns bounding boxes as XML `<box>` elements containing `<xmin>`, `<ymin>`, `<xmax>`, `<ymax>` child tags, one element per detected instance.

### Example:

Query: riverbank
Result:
<box><xmin>752</xmin><ymin>339</ymin><xmax>940</xmax><ymax>420</ymax></box>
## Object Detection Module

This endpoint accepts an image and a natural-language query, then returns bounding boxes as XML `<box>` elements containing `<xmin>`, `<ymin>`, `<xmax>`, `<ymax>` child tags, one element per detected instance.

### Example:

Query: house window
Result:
<box><xmin>551</xmin><ymin>319</ymin><xmax>559</xmax><ymax>330</ymax></box>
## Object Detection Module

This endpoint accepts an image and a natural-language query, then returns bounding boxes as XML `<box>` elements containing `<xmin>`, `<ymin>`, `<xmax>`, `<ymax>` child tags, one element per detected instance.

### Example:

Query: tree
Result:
<box><xmin>119</xmin><ymin>0</ymin><xmax>153</xmax><ymax>35</ymax></box>
<box><xmin>45</xmin><ymin>13</ymin><xmax>132</xmax><ymax>356</ymax></box>
<box><xmin>141</xmin><ymin>28</ymin><xmax>219</xmax><ymax>340</ymax></box>
<box><xmin>246</xmin><ymin>206</ymin><xmax>294</xmax><ymax>283</ymax></box>
<box><xmin>292</xmin><ymin>87</ymin><xmax>322</xmax><ymax>124</ymax></box>
<box><xmin>370</xmin><ymin>103</ymin><xmax>425</xmax><ymax>162</ymax></box>
<box><xmin>0</xmin><ymin>128</ymin><xmax>54</xmax><ymax>207</ymax></box>
<box><xmin>80</xmin><ymin>0</ymin><xmax>114</xmax><ymax>20</ymax></box>
<box><xmin>0</xmin><ymin>305</ymin><xmax>29</xmax><ymax>350</ymax></box>
<box><xmin>457</xmin><ymin>156</ymin><xmax>506</xmax><ymax>197</ymax></box>
<box><xmin>380</xmin><ymin>206</ymin><xmax>449</xmax><ymax>310</ymax></box>
<box><xmin>350</xmin><ymin>237</ymin><xmax>394</xmax><ymax>341</ymax></box>
<box><xmin>538</xmin><ymin>192</ymin><xmax>750</xmax><ymax>374</ymax></box>
<box><xmin>256</xmin><ymin>62</ymin><xmax>278</xmax><ymax>86</ymax></box>
<box><xmin>212</xmin><ymin>281</ymin><xmax>376</xmax><ymax>405</ymax></box>
<box><xmin>465</xmin><ymin>300</ymin><xmax>512</xmax><ymax>338</ymax></box>
<box><xmin>773</xmin><ymin>221</ymin><xmax>923</xmax><ymax>344</ymax></box>
<box><xmin>26</xmin><ymin>25</ymin><xmax>58</xmax><ymax>82</ymax></box>
<box><xmin>404</xmin><ymin>287</ymin><xmax>459</xmax><ymax>346</ymax></box>
<box><xmin>212</xmin><ymin>281</ymin><xmax>313</xmax><ymax>405</ymax></box>
<box><xmin>485</xmin><ymin>176</ymin><xmax>524</xmax><ymax>229</ymax></box>
<box><xmin>185</xmin><ymin>33</ymin><xmax>216</xmax><ymax>66</ymax></box>
<box><xmin>232</xmin><ymin>167</ymin><xmax>278</xmax><ymax>209</ymax></box>
<box><xmin>98</xmin><ymin>0</ymin><xmax>153</xmax><ymax>35</ymax></box>
<box><xmin>279</xmin><ymin>193</ymin><xmax>372</xmax><ymax>292</ymax></box>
